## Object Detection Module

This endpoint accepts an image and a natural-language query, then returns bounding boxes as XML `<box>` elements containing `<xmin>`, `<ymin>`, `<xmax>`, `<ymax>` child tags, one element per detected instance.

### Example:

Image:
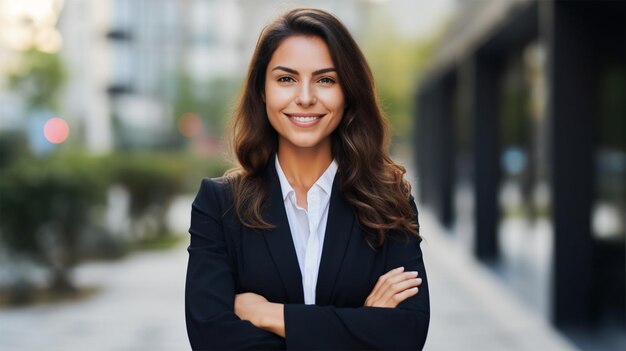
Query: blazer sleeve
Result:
<box><xmin>185</xmin><ymin>178</ymin><xmax>286</xmax><ymax>350</ymax></box>
<box><xmin>283</xmin><ymin>198</ymin><xmax>430</xmax><ymax>350</ymax></box>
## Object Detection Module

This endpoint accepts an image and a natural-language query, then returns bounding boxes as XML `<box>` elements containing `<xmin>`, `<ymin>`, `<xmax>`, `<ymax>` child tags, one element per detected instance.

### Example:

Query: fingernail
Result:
<box><xmin>396</xmin><ymin>266</ymin><xmax>405</xmax><ymax>272</ymax></box>
<box><xmin>409</xmin><ymin>271</ymin><xmax>418</xmax><ymax>276</ymax></box>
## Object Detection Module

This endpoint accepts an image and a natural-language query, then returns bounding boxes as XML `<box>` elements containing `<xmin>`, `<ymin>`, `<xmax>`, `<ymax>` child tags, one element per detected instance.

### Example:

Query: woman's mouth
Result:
<box><xmin>285</xmin><ymin>113</ymin><xmax>324</xmax><ymax>127</ymax></box>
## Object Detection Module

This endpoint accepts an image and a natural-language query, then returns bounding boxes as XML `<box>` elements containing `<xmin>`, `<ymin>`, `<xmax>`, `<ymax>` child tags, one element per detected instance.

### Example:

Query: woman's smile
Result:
<box><xmin>284</xmin><ymin>112</ymin><xmax>326</xmax><ymax>127</ymax></box>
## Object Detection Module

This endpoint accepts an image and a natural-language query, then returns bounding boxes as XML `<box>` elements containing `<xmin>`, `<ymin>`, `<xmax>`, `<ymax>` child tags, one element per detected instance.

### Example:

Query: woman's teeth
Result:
<box><xmin>291</xmin><ymin>116</ymin><xmax>319</xmax><ymax>122</ymax></box>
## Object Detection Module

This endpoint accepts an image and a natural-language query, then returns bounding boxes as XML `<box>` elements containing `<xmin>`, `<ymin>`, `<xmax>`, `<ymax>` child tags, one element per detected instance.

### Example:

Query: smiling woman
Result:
<box><xmin>185</xmin><ymin>8</ymin><xmax>430</xmax><ymax>350</ymax></box>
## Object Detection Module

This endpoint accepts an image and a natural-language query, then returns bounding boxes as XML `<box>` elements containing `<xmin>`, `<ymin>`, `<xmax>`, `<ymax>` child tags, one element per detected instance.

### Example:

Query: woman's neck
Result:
<box><xmin>277</xmin><ymin>140</ymin><xmax>333</xmax><ymax>192</ymax></box>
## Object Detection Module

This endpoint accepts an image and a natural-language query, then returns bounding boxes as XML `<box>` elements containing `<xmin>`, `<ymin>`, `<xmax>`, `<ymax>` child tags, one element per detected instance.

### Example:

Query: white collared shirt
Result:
<box><xmin>275</xmin><ymin>156</ymin><xmax>338</xmax><ymax>305</ymax></box>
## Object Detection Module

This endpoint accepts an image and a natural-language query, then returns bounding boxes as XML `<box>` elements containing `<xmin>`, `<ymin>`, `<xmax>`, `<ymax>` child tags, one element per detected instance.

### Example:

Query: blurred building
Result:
<box><xmin>415</xmin><ymin>0</ymin><xmax>625</xmax><ymax>350</ymax></box>
<box><xmin>57</xmin><ymin>0</ymin><xmax>114</xmax><ymax>152</ymax></box>
<box><xmin>59</xmin><ymin>0</ymin><xmax>195</xmax><ymax>151</ymax></box>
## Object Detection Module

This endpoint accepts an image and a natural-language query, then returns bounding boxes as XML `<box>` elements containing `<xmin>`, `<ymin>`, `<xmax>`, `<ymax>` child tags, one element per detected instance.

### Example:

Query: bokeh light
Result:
<box><xmin>177</xmin><ymin>112</ymin><xmax>203</xmax><ymax>137</ymax></box>
<box><xmin>43</xmin><ymin>117</ymin><xmax>69</xmax><ymax>144</ymax></box>
<box><xmin>0</xmin><ymin>0</ymin><xmax>65</xmax><ymax>52</ymax></box>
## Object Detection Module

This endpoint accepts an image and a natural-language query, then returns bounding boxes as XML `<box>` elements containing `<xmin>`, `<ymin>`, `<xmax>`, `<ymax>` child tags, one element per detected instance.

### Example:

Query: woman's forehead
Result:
<box><xmin>267</xmin><ymin>36</ymin><xmax>335</xmax><ymax>74</ymax></box>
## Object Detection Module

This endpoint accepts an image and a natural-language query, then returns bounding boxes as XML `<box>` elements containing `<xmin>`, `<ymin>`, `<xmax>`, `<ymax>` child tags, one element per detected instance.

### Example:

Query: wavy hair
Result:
<box><xmin>225</xmin><ymin>8</ymin><xmax>419</xmax><ymax>248</ymax></box>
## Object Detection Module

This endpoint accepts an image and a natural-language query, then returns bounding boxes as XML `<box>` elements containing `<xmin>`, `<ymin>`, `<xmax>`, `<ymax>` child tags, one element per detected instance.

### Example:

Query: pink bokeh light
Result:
<box><xmin>43</xmin><ymin>117</ymin><xmax>70</xmax><ymax>144</ymax></box>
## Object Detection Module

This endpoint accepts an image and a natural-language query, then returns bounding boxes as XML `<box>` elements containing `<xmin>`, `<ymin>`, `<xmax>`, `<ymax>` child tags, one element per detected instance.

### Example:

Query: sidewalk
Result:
<box><xmin>0</xmin><ymin>247</ymin><xmax>190</xmax><ymax>351</ymax></box>
<box><xmin>0</xmin><ymin>206</ymin><xmax>578</xmax><ymax>350</ymax></box>
<box><xmin>419</xmin><ymin>208</ymin><xmax>578</xmax><ymax>350</ymax></box>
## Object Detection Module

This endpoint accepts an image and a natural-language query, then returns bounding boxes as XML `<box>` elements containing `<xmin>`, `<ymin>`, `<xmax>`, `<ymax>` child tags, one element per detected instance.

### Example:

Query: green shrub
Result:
<box><xmin>0</xmin><ymin>153</ymin><xmax>109</xmax><ymax>292</ymax></box>
<box><xmin>101</xmin><ymin>152</ymin><xmax>230</xmax><ymax>239</ymax></box>
<box><xmin>0</xmin><ymin>150</ymin><xmax>230</xmax><ymax>294</ymax></box>
<box><xmin>0</xmin><ymin>153</ymin><xmax>108</xmax><ymax>253</ymax></box>
<box><xmin>0</xmin><ymin>150</ymin><xmax>230</xmax><ymax>248</ymax></box>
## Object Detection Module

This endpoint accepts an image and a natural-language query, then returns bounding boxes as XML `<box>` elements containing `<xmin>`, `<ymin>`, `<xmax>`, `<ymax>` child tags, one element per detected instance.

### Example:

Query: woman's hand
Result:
<box><xmin>234</xmin><ymin>292</ymin><xmax>285</xmax><ymax>337</ymax></box>
<box><xmin>364</xmin><ymin>266</ymin><xmax>422</xmax><ymax>308</ymax></box>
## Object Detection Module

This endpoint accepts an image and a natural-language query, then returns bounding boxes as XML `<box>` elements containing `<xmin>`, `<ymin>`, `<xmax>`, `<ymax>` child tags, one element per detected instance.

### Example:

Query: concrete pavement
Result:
<box><xmin>419</xmin><ymin>208</ymin><xmax>577</xmax><ymax>350</ymax></box>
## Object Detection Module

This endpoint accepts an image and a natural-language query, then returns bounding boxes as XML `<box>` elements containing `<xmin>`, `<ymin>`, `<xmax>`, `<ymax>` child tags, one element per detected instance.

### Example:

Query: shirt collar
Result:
<box><xmin>275</xmin><ymin>155</ymin><xmax>338</xmax><ymax>201</ymax></box>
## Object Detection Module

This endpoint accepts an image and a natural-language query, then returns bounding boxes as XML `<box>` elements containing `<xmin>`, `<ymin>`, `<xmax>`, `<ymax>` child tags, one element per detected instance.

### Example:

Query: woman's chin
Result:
<box><xmin>280</xmin><ymin>136</ymin><xmax>331</xmax><ymax>151</ymax></box>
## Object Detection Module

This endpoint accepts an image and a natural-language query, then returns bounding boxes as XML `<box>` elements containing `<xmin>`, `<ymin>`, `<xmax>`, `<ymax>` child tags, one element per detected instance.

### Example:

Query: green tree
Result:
<box><xmin>359</xmin><ymin>6</ymin><xmax>447</xmax><ymax>148</ymax></box>
<box><xmin>8</xmin><ymin>47</ymin><xmax>67</xmax><ymax>111</ymax></box>
<box><xmin>364</xmin><ymin>35</ymin><xmax>437</xmax><ymax>146</ymax></box>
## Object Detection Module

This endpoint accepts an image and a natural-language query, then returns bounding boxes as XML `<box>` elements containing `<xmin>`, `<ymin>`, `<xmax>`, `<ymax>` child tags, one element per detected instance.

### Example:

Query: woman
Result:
<box><xmin>185</xmin><ymin>8</ymin><xmax>429</xmax><ymax>350</ymax></box>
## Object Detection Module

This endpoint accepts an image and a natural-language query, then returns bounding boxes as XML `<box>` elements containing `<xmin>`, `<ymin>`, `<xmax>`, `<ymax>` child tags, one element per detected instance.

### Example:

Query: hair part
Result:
<box><xmin>225</xmin><ymin>8</ymin><xmax>419</xmax><ymax>248</ymax></box>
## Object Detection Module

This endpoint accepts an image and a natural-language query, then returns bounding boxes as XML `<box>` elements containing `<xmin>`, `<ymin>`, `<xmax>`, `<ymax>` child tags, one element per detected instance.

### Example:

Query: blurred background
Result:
<box><xmin>0</xmin><ymin>0</ymin><xmax>623</xmax><ymax>350</ymax></box>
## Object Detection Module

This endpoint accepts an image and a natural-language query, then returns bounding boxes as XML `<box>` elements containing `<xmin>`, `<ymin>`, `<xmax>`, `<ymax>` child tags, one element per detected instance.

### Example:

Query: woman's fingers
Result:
<box><xmin>391</xmin><ymin>285</ymin><xmax>419</xmax><ymax>305</ymax></box>
<box><xmin>387</xmin><ymin>271</ymin><xmax>419</xmax><ymax>287</ymax></box>
<box><xmin>365</xmin><ymin>267</ymin><xmax>422</xmax><ymax>307</ymax></box>
<box><xmin>379</xmin><ymin>271</ymin><xmax>419</xmax><ymax>296</ymax></box>
<box><xmin>375</xmin><ymin>266</ymin><xmax>405</xmax><ymax>291</ymax></box>
<box><xmin>368</xmin><ymin>267</ymin><xmax>406</xmax><ymax>303</ymax></box>
<box><xmin>381</xmin><ymin>277</ymin><xmax>422</xmax><ymax>301</ymax></box>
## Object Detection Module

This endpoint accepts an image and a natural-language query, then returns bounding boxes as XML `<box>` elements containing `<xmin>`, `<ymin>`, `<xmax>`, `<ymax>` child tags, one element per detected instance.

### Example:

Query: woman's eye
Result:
<box><xmin>278</xmin><ymin>76</ymin><xmax>295</xmax><ymax>83</ymax></box>
<box><xmin>318</xmin><ymin>77</ymin><xmax>336</xmax><ymax>85</ymax></box>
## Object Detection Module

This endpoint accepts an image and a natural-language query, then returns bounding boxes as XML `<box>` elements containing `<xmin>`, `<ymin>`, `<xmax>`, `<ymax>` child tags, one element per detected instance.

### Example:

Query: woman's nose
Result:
<box><xmin>295</xmin><ymin>84</ymin><xmax>317</xmax><ymax>106</ymax></box>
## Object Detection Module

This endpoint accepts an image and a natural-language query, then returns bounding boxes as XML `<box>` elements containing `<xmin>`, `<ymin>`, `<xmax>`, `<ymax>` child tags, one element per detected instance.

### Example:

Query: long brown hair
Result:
<box><xmin>226</xmin><ymin>8</ymin><xmax>419</xmax><ymax>247</ymax></box>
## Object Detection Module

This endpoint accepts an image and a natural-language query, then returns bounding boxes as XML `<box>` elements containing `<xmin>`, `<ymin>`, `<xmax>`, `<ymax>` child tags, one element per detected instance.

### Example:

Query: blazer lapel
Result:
<box><xmin>262</xmin><ymin>163</ymin><xmax>305</xmax><ymax>304</ymax></box>
<box><xmin>315</xmin><ymin>174</ymin><xmax>355</xmax><ymax>305</ymax></box>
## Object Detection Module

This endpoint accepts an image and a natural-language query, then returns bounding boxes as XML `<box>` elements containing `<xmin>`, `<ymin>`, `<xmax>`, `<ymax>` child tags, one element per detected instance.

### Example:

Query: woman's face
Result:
<box><xmin>264</xmin><ymin>35</ymin><xmax>345</xmax><ymax>151</ymax></box>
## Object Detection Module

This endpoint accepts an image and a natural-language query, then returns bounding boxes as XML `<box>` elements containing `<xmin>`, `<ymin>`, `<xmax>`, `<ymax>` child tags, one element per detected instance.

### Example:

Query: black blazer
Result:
<box><xmin>185</xmin><ymin>164</ymin><xmax>430</xmax><ymax>350</ymax></box>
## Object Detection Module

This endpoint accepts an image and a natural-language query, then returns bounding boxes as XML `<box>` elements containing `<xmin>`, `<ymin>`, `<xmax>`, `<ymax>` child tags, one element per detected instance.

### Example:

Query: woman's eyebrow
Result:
<box><xmin>271</xmin><ymin>66</ymin><xmax>336</xmax><ymax>75</ymax></box>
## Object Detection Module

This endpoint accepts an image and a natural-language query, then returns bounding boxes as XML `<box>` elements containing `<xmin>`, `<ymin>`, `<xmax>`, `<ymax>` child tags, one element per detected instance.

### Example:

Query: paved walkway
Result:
<box><xmin>0</xmin><ymin>247</ymin><xmax>189</xmax><ymax>351</ymax></box>
<box><xmin>419</xmin><ymin>208</ymin><xmax>577</xmax><ymax>350</ymax></box>
<box><xmin>0</xmin><ymin>204</ymin><xmax>578</xmax><ymax>351</ymax></box>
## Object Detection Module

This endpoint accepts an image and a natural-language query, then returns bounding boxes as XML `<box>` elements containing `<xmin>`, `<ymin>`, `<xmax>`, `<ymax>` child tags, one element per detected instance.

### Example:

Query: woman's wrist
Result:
<box><xmin>261</xmin><ymin>302</ymin><xmax>285</xmax><ymax>337</ymax></box>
